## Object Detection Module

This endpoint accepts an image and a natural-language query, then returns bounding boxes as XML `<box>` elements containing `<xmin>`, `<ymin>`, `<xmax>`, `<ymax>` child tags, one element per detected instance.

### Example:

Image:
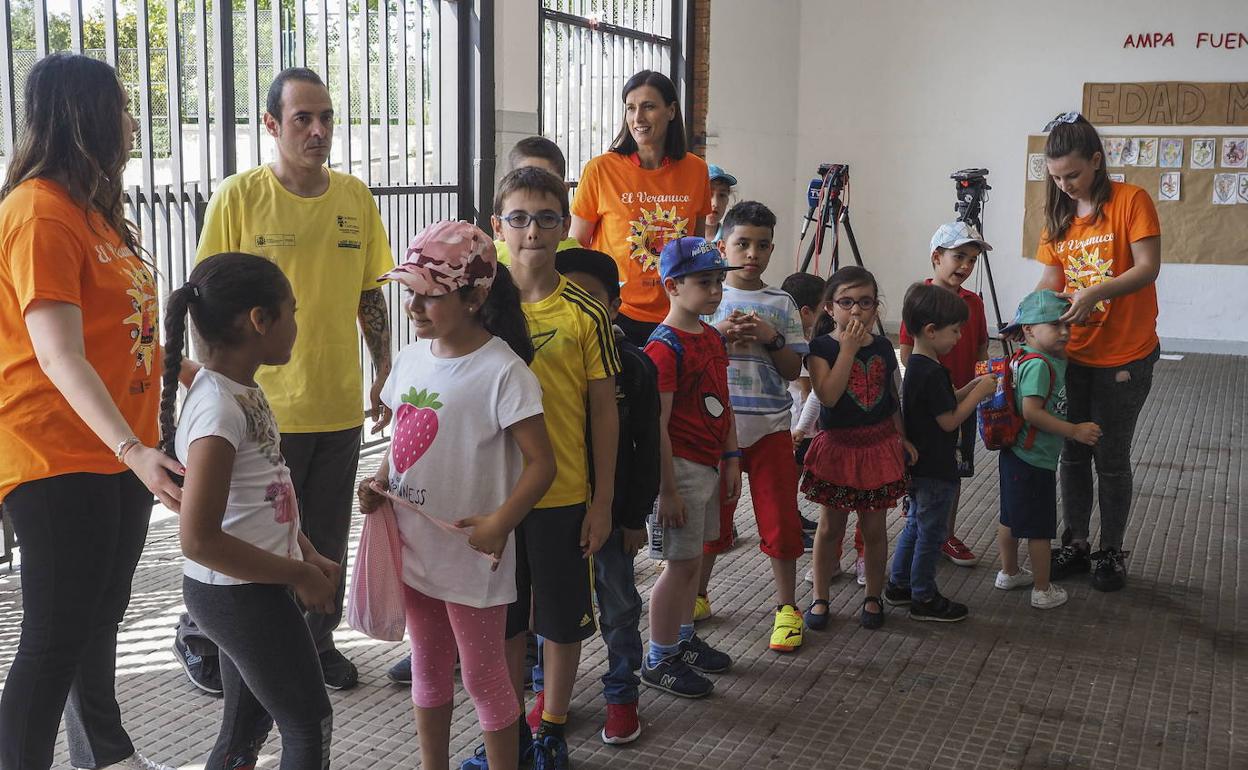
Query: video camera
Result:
<box><xmin>952</xmin><ymin>167</ymin><xmax>990</xmax><ymax>229</ymax></box>
<box><xmin>817</xmin><ymin>163</ymin><xmax>848</xmax><ymax>191</ymax></box>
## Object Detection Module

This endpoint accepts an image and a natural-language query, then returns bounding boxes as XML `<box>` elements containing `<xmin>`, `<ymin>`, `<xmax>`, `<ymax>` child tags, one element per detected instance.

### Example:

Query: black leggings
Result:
<box><xmin>183</xmin><ymin>578</ymin><xmax>333</xmax><ymax>770</ymax></box>
<box><xmin>0</xmin><ymin>471</ymin><xmax>152</xmax><ymax>770</ymax></box>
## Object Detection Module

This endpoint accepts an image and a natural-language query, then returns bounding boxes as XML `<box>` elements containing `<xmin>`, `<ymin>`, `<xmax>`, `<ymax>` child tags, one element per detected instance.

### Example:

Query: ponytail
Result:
<box><xmin>159</xmin><ymin>286</ymin><xmax>193</xmax><ymax>457</ymax></box>
<box><xmin>158</xmin><ymin>252</ymin><xmax>292</xmax><ymax>457</ymax></box>
<box><xmin>470</xmin><ymin>265</ymin><xmax>533</xmax><ymax>364</ymax></box>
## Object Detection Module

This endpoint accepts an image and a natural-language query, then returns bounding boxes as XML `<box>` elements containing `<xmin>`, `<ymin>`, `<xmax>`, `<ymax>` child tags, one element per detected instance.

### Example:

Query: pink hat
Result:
<box><xmin>380</xmin><ymin>220</ymin><xmax>497</xmax><ymax>296</ymax></box>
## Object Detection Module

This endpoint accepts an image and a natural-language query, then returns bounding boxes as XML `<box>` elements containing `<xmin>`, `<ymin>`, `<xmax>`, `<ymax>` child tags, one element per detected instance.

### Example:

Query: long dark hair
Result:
<box><xmin>1043</xmin><ymin>115</ymin><xmax>1112</xmax><ymax>243</ymax></box>
<box><xmin>470</xmin><ymin>265</ymin><xmax>533</xmax><ymax>364</ymax></box>
<box><xmin>0</xmin><ymin>53</ymin><xmax>139</xmax><ymax>257</ymax></box>
<box><xmin>160</xmin><ymin>253</ymin><xmax>292</xmax><ymax>456</ymax></box>
<box><xmin>813</xmin><ymin>266</ymin><xmax>880</xmax><ymax>337</ymax></box>
<box><xmin>609</xmin><ymin>70</ymin><xmax>687</xmax><ymax>161</ymax></box>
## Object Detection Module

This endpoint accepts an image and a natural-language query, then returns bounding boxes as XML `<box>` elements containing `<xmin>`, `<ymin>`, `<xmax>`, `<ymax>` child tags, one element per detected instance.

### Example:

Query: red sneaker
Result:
<box><xmin>941</xmin><ymin>537</ymin><xmax>977</xmax><ymax>567</ymax></box>
<box><xmin>601</xmin><ymin>701</ymin><xmax>642</xmax><ymax>745</ymax></box>
<box><xmin>526</xmin><ymin>689</ymin><xmax>544</xmax><ymax>732</ymax></box>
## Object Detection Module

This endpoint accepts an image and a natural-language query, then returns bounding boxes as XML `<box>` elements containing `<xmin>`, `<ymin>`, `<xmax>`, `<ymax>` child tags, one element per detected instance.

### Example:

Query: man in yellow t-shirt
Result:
<box><xmin>173</xmin><ymin>68</ymin><xmax>394</xmax><ymax>697</ymax></box>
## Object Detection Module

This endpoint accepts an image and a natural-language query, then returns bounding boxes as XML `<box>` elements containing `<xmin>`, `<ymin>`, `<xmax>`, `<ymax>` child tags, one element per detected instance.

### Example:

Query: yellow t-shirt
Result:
<box><xmin>523</xmin><ymin>275</ymin><xmax>621</xmax><ymax>508</ymax></box>
<box><xmin>196</xmin><ymin>165</ymin><xmax>394</xmax><ymax>432</ymax></box>
<box><xmin>495</xmin><ymin>236</ymin><xmax>581</xmax><ymax>267</ymax></box>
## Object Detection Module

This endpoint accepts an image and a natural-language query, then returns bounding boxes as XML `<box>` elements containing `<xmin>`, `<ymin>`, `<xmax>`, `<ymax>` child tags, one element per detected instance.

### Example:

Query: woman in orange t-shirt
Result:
<box><xmin>1034</xmin><ymin>113</ymin><xmax>1161</xmax><ymax>593</ymax></box>
<box><xmin>0</xmin><ymin>54</ymin><xmax>182</xmax><ymax>770</ymax></box>
<box><xmin>570</xmin><ymin>70</ymin><xmax>712</xmax><ymax>345</ymax></box>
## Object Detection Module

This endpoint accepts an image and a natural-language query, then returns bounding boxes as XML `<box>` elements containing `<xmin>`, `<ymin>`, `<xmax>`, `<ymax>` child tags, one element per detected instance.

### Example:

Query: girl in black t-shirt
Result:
<box><xmin>801</xmin><ymin>267</ymin><xmax>914</xmax><ymax>631</ymax></box>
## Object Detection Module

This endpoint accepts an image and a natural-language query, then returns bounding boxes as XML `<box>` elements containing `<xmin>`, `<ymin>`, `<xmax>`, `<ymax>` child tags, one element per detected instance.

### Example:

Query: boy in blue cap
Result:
<box><xmin>641</xmin><ymin>237</ymin><xmax>742</xmax><ymax>698</ymax></box>
<box><xmin>705</xmin><ymin>164</ymin><xmax>737</xmax><ymax>242</ymax></box>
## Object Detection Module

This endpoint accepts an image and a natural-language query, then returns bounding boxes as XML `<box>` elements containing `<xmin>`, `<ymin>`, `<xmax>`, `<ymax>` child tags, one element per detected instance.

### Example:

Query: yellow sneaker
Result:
<box><xmin>769</xmin><ymin>604</ymin><xmax>804</xmax><ymax>653</ymax></box>
<box><xmin>692</xmin><ymin>594</ymin><xmax>712</xmax><ymax>622</ymax></box>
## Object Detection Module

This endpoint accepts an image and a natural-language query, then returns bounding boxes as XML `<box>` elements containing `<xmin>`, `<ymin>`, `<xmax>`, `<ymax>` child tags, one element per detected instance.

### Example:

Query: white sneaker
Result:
<box><xmin>804</xmin><ymin>565</ymin><xmax>843</xmax><ymax>585</ymax></box>
<box><xmin>994</xmin><ymin>568</ymin><xmax>1035</xmax><ymax>590</ymax></box>
<box><xmin>1031</xmin><ymin>584</ymin><xmax>1068</xmax><ymax>610</ymax></box>
<box><xmin>855</xmin><ymin>557</ymin><xmax>867</xmax><ymax>586</ymax></box>
<box><xmin>102</xmin><ymin>753</ymin><xmax>175</xmax><ymax>770</ymax></box>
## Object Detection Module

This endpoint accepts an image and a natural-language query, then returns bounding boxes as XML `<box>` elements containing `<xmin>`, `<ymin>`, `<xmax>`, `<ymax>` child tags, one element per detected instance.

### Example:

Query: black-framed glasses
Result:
<box><xmin>501</xmin><ymin>211</ymin><xmax>565</xmax><ymax>230</ymax></box>
<box><xmin>1043</xmin><ymin>111</ymin><xmax>1082</xmax><ymax>132</ymax></box>
<box><xmin>832</xmin><ymin>297</ymin><xmax>877</xmax><ymax>310</ymax></box>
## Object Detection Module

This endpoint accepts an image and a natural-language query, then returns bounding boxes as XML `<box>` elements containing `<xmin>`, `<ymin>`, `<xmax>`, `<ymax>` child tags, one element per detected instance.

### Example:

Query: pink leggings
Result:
<box><xmin>403</xmin><ymin>585</ymin><xmax>518</xmax><ymax>732</ymax></box>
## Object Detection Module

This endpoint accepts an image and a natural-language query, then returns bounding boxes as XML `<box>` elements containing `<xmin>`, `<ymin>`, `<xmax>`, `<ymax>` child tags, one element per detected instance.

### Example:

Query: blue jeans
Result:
<box><xmin>532</xmin><ymin>529</ymin><xmax>643</xmax><ymax>704</ymax></box>
<box><xmin>889</xmin><ymin>477</ymin><xmax>959</xmax><ymax>602</ymax></box>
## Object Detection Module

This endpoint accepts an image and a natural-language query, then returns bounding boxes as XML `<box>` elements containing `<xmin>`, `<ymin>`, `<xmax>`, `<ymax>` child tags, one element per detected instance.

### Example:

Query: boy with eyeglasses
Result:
<box><xmin>461</xmin><ymin>166</ymin><xmax>620</xmax><ymax>770</ymax></box>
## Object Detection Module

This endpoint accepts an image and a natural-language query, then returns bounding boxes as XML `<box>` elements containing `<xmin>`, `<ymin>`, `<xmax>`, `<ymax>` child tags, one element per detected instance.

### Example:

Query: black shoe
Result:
<box><xmin>801</xmin><ymin>531</ymin><xmax>814</xmax><ymax>554</ymax></box>
<box><xmin>319</xmin><ymin>649</ymin><xmax>359</xmax><ymax>690</ymax></box>
<box><xmin>678</xmin><ymin>634</ymin><xmax>732</xmax><ymax>673</ymax></box>
<box><xmin>1050</xmin><ymin>544</ymin><xmax>1091</xmax><ymax>580</ymax></box>
<box><xmin>799</xmin><ymin>514</ymin><xmax>819</xmax><ymax>533</ymax></box>
<box><xmin>641</xmin><ymin>654</ymin><xmax>713</xmax><ymax>698</ymax></box>
<box><xmin>909</xmin><ymin>593</ymin><xmax>969</xmax><ymax>623</ymax></box>
<box><xmin>859</xmin><ymin>596</ymin><xmax>885</xmax><ymax>629</ymax></box>
<box><xmin>882</xmin><ymin>582</ymin><xmax>912</xmax><ymax>606</ymax></box>
<box><xmin>387</xmin><ymin>654</ymin><xmax>412</xmax><ymax>684</ymax></box>
<box><xmin>1090</xmin><ymin>548</ymin><xmax>1129</xmax><ymax>592</ymax></box>
<box><xmin>172</xmin><ymin>637</ymin><xmax>223</xmax><ymax>695</ymax></box>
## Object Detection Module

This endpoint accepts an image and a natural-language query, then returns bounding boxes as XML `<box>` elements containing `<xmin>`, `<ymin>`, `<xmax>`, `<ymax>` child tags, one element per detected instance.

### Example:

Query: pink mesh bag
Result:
<box><xmin>347</xmin><ymin>497</ymin><xmax>406</xmax><ymax>642</ymax></box>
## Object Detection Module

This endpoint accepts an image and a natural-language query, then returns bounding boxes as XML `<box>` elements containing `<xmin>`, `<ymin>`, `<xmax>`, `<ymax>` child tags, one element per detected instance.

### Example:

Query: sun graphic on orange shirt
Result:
<box><xmin>1063</xmin><ymin>244</ymin><xmax>1115</xmax><ymax>313</ymax></box>
<box><xmin>122</xmin><ymin>263</ymin><xmax>159</xmax><ymax>374</ymax></box>
<box><xmin>626</xmin><ymin>202</ymin><xmax>690</xmax><ymax>271</ymax></box>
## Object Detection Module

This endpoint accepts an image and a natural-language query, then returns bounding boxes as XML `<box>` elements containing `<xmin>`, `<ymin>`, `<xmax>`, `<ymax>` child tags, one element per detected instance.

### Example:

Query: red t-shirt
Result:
<box><xmin>644</xmin><ymin>322</ymin><xmax>731</xmax><ymax>468</ymax></box>
<box><xmin>899</xmin><ymin>281</ymin><xmax>988</xmax><ymax>388</ymax></box>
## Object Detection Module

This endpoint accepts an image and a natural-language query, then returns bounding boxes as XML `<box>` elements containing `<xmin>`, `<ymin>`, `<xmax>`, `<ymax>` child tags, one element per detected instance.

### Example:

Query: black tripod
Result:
<box><xmin>952</xmin><ymin>168</ymin><xmax>1012</xmax><ymax>355</ymax></box>
<box><xmin>797</xmin><ymin>163</ymin><xmax>885</xmax><ymax>336</ymax></box>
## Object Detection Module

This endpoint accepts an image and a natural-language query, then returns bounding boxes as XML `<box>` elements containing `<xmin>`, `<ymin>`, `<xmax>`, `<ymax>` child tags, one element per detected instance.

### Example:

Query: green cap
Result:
<box><xmin>1001</xmin><ymin>289</ymin><xmax>1070</xmax><ymax>334</ymax></box>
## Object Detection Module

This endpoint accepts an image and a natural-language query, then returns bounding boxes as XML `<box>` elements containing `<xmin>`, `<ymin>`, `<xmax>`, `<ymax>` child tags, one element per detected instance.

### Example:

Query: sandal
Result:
<box><xmin>860</xmin><ymin>596</ymin><xmax>885</xmax><ymax>630</ymax></box>
<box><xmin>803</xmin><ymin>599</ymin><xmax>831</xmax><ymax>631</ymax></box>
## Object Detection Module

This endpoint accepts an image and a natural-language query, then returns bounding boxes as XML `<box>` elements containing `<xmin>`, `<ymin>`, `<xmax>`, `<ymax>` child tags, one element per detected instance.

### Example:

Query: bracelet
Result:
<box><xmin>721</xmin><ymin>449</ymin><xmax>743</xmax><ymax>460</ymax></box>
<box><xmin>115</xmin><ymin>436</ymin><xmax>141</xmax><ymax>462</ymax></box>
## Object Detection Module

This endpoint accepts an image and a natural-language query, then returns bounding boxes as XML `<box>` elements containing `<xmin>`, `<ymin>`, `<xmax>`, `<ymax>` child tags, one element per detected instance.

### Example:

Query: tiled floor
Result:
<box><xmin>1</xmin><ymin>351</ymin><xmax>1244</xmax><ymax>769</ymax></box>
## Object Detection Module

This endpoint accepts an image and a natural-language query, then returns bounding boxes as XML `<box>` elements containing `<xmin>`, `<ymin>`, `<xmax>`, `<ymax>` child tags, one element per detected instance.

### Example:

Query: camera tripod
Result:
<box><xmin>951</xmin><ymin>168</ymin><xmax>1012</xmax><ymax>354</ymax></box>
<box><xmin>796</xmin><ymin>163</ymin><xmax>885</xmax><ymax>336</ymax></box>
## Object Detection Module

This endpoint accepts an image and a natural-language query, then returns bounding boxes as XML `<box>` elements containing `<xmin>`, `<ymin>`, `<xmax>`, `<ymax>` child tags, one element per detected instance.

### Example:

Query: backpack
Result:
<box><xmin>977</xmin><ymin>350</ymin><xmax>1055</xmax><ymax>451</ymax></box>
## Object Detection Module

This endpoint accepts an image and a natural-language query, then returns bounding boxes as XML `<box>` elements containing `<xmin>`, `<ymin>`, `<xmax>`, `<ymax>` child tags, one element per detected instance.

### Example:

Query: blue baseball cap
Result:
<box><xmin>707</xmin><ymin>164</ymin><xmax>737</xmax><ymax>186</ymax></box>
<box><xmin>659</xmin><ymin>237</ymin><xmax>743</xmax><ymax>282</ymax></box>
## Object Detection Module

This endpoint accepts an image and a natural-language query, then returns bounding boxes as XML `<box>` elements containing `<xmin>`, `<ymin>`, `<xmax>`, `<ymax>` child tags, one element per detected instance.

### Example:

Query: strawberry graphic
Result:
<box><xmin>391</xmin><ymin>387</ymin><xmax>442</xmax><ymax>472</ymax></box>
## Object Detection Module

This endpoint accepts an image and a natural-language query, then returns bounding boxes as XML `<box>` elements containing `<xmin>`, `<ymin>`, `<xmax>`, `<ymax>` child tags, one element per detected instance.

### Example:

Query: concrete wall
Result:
<box><xmin>707</xmin><ymin>0</ymin><xmax>1248</xmax><ymax>351</ymax></box>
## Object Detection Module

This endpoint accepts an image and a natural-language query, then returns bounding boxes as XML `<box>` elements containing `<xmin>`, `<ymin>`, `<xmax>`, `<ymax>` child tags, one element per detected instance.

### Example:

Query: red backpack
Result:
<box><xmin>977</xmin><ymin>350</ymin><xmax>1055</xmax><ymax>451</ymax></box>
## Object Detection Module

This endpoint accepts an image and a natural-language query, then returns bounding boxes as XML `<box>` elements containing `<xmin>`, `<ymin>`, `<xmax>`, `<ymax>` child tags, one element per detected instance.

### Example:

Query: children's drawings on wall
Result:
<box><xmin>1159</xmin><ymin>138</ymin><xmax>1183</xmax><ymax>169</ymax></box>
<box><xmin>1159</xmin><ymin>172</ymin><xmax>1180</xmax><ymax>201</ymax></box>
<box><xmin>1220</xmin><ymin>138</ymin><xmax>1247</xmax><ymax>169</ymax></box>
<box><xmin>1191</xmin><ymin>139</ymin><xmax>1215</xmax><ymax>170</ymax></box>
<box><xmin>1213</xmin><ymin>173</ymin><xmax>1237</xmax><ymax>204</ymax></box>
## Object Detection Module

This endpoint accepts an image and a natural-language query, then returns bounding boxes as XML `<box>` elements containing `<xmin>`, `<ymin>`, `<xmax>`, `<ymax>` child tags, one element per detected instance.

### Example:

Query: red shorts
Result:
<box><xmin>705</xmin><ymin>430</ymin><xmax>805</xmax><ymax>560</ymax></box>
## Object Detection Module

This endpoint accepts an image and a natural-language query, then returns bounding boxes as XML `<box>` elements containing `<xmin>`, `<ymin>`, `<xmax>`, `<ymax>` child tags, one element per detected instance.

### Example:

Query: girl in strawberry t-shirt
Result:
<box><xmin>800</xmin><ymin>266</ymin><xmax>915</xmax><ymax>632</ymax></box>
<box><xmin>356</xmin><ymin>221</ymin><xmax>555</xmax><ymax>770</ymax></box>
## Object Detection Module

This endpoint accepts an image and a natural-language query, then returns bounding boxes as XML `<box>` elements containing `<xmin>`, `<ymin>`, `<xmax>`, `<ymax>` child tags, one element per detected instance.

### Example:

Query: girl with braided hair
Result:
<box><xmin>162</xmin><ymin>252</ymin><xmax>340</xmax><ymax>770</ymax></box>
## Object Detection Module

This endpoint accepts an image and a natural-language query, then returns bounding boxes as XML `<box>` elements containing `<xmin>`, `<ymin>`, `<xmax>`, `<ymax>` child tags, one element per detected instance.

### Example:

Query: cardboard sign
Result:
<box><xmin>1083</xmin><ymin>82</ymin><xmax>1248</xmax><ymax>127</ymax></box>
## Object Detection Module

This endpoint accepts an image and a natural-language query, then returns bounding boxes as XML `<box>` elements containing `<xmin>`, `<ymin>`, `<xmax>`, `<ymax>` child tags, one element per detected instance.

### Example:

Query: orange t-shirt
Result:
<box><xmin>1035</xmin><ymin>182</ymin><xmax>1161</xmax><ymax>367</ymax></box>
<box><xmin>571</xmin><ymin>151</ymin><xmax>713</xmax><ymax>323</ymax></box>
<box><xmin>0</xmin><ymin>179</ymin><xmax>161</xmax><ymax>502</ymax></box>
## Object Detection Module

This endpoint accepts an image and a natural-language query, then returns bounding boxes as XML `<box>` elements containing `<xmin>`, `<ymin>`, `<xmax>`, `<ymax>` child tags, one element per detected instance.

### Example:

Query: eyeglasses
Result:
<box><xmin>1043</xmin><ymin>111</ymin><xmax>1083</xmax><ymax>132</ymax></box>
<box><xmin>831</xmin><ymin>297</ymin><xmax>877</xmax><ymax>310</ymax></box>
<box><xmin>501</xmin><ymin>211</ymin><xmax>565</xmax><ymax>230</ymax></box>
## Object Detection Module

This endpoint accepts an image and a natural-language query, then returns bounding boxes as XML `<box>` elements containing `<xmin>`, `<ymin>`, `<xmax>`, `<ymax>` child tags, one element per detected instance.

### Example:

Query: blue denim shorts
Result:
<box><xmin>998</xmin><ymin>449</ymin><xmax>1057</xmax><ymax>540</ymax></box>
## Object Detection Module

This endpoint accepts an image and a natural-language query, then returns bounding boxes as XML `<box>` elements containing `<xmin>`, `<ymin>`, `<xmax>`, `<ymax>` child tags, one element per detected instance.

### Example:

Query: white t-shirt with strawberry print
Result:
<box><xmin>380</xmin><ymin>335</ymin><xmax>545</xmax><ymax>608</ymax></box>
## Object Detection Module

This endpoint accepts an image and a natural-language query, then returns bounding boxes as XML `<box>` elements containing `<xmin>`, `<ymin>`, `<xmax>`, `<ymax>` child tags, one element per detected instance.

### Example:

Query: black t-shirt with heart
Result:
<box><xmin>807</xmin><ymin>333</ymin><xmax>899</xmax><ymax>429</ymax></box>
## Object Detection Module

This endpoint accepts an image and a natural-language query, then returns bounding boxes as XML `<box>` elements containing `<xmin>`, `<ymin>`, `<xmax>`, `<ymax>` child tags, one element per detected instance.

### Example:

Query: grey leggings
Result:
<box><xmin>1060</xmin><ymin>345</ymin><xmax>1160</xmax><ymax>551</ymax></box>
<box><xmin>182</xmin><ymin>577</ymin><xmax>332</xmax><ymax>770</ymax></box>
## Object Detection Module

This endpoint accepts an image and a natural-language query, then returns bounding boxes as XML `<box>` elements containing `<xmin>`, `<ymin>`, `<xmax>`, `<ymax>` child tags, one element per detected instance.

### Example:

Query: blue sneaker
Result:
<box><xmin>641</xmin><ymin>653</ymin><xmax>713</xmax><ymax>698</ymax></box>
<box><xmin>678</xmin><ymin>633</ymin><xmax>732</xmax><ymax>674</ymax></box>
<box><xmin>531</xmin><ymin>733</ymin><xmax>569</xmax><ymax>770</ymax></box>
<box><xmin>460</xmin><ymin>723</ymin><xmax>536</xmax><ymax>769</ymax></box>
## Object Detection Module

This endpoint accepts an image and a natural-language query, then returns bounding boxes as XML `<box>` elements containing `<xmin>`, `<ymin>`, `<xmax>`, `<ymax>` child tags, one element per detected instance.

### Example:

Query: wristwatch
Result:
<box><xmin>763</xmin><ymin>331</ymin><xmax>786</xmax><ymax>352</ymax></box>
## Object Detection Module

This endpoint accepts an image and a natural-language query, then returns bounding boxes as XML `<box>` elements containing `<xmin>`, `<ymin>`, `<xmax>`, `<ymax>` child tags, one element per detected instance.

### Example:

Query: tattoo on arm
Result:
<box><xmin>358</xmin><ymin>288</ymin><xmax>392</xmax><ymax>374</ymax></box>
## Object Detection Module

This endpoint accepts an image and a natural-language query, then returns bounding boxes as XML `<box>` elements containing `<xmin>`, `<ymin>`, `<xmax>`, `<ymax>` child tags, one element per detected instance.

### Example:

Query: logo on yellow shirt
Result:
<box><xmin>626</xmin><ymin>202</ymin><xmax>690</xmax><ymax>272</ymax></box>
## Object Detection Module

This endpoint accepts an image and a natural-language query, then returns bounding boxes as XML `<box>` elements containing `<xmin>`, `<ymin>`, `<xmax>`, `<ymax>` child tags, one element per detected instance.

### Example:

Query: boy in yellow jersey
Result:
<box><xmin>173</xmin><ymin>69</ymin><xmax>393</xmax><ymax>706</ymax></box>
<box><xmin>461</xmin><ymin>166</ymin><xmax>619</xmax><ymax>770</ymax></box>
<box><xmin>495</xmin><ymin>136</ymin><xmax>580</xmax><ymax>266</ymax></box>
